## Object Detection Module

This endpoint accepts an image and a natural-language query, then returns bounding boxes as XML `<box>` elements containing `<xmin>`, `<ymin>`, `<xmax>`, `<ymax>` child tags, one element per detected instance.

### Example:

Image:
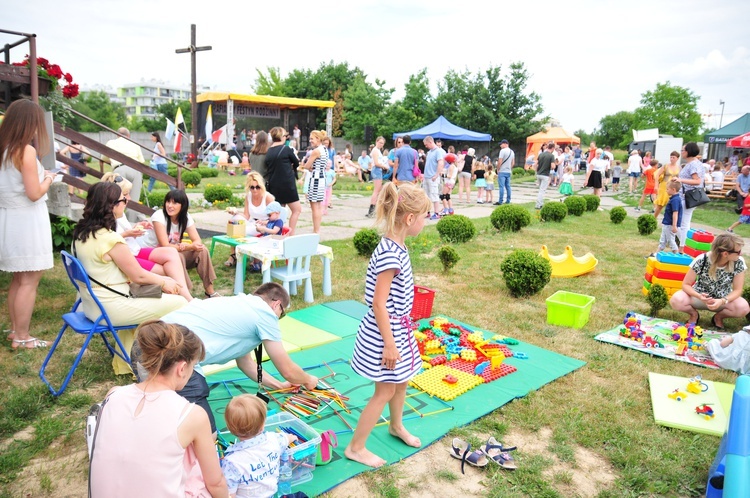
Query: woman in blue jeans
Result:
<box><xmin>148</xmin><ymin>131</ymin><xmax>173</xmax><ymax>192</ymax></box>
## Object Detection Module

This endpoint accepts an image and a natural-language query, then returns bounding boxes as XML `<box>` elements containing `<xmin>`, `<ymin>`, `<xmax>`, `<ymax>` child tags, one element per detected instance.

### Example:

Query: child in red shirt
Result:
<box><xmin>636</xmin><ymin>159</ymin><xmax>659</xmax><ymax>212</ymax></box>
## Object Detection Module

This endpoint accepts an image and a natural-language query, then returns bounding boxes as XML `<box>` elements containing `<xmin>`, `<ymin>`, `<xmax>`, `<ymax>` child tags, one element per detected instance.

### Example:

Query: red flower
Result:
<box><xmin>36</xmin><ymin>57</ymin><xmax>50</xmax><ymax>70</ymax></box>
<box><xmin>62</xmin><ymin>83</ymin><xmax>79</xmax><ymax>99</ymax></box>
<box><xmin>47</xmin><ymin>64</ymin><xmax>63</xmax><ymax>79</ymax></box>
<box><xmin>64</xmin><ymin>73</ymin><xmax>73</xmax><ymax>83</ymax></box>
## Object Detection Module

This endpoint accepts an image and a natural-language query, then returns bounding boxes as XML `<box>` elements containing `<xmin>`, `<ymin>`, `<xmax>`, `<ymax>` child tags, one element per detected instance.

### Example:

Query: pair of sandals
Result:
<box><xmin>450</xmin><ymin>437</ymin><xmax>517</xmax><ymax>474</ymax></box>
<box><xmin>6</xmin><ymin>330</ymin><xmax>48</xmax><ymax>350</ymax></box>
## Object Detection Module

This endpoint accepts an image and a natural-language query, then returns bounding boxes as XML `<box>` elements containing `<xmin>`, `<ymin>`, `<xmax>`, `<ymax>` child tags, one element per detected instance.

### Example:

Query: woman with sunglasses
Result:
<box><xmin>72</xmin><ymin>182</ymin><xmax>187</xmax><ymax>373</ymax></box>
<box><xmin>670</xmin><ymin>233</ymin><xmax>750</xmax><ymax>329</ymax></box>
<box><xmin>224</xmin><ymin>171</ymin><xmax>277</xmax><ymax>267</ymax></box>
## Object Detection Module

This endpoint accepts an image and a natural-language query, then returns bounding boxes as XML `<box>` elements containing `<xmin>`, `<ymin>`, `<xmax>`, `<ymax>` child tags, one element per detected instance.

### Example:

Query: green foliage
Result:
<box><xmin>181</xmin><ymin>170</ymin><xmax>201</xmax><ymax>187</ymax></box>
<box><xmin>353</xmin><ymin>228</ymin><xmax>380</xmax><ymax>257</ymax></box>
<box><xmin>491</xmin><ymin>204</ymin><xmax>531</xmax><ymax>232</ymax></box>
<box><xmin>252</xmin><ymin>67</ymin><xmax>288</xmax><ymax>96</ymax></box>
<box><xmin>197</xmin><ymin>167</ymin><xmax>220</xmax><ymax>178</ymax></box>
<box><xmin>436</xmin><ymin>215</ymin><xmax>477</xmax><ymax>243</ymax></box>
<box><xmin>610</xmin><ymin>206</ymin><xmax>627</xmax><ymax>224</ymax></box>
<box><xmin>437</xmin><ymin>245</ymin><xmax>460</xmax><ymax>272</ymax></box>
<box><xmin>147</xmin><ymin>191</ymin><xmax>167</xmax><ymax>208</ymax></box>
<box><xmin>596</xmin><ymin>111</ymin><xmax>636</xmax><ymax>149</ymax></box>
<box><xmin>633</xmin><ymin>81</ymin><xmax>702</xmax><ymax>142</ymax></box>
<box><xmin>342</xmin><ymin>75</ymin><xmax>394</xmax><ymax>142</ymax></box>
<box><xmin>69</xmin><ymin>90</ymin><xmax>127</xmax><ymax>132</ymax></box>
<box><xmin>203</xmin><ymin>184</ymin><xmax>233</xmax><ymax>203</ymax></box>
<box><xmin>564</xmin><ymin>196</ymin><xmax>587</xmax><ymax>216</ymax></box>
<box><xmin>583</xmin><ymin>194</ymin><xmax>601</xmax><ymax>212</ymax></box>
<box><xmin>637</xmin><ymin>214</ymin><xmax>658</xmax><ymax>235</ymax></box>
<box><xmin>167</xmin><ymin>165</ymin><xmax>178</xmax><ymax>177</ymax></box>
<box><xmin>526</xmin><ymin>168</ymin><xmax>537</xmax><ymax>175</ymax></box>
<box><xmin>49</xmin><ymin>214</ymin><xmax>76</xmax><ymax>252</ymax></box>
<box><xmin>540</xmin><ymin>202</ymin><xmax>568</xmax><ymax>222</ymax></box>
<box><xmin>647</xmin><ymin>284</ymin><xmax>670</xmax><ymax>317</ymax></box>
<box><xmin>500</xmin><ymin>249</ymin><xmax>552</xmax><ymax>298</ymax></box>
<box><xmin>511</xmin><ymin>167</ymin><xmax>526</xmax><ymax>177</ymax></box>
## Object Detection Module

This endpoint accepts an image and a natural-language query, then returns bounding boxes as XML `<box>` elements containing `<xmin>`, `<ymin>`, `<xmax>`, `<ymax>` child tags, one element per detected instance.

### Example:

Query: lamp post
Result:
<box><xmin>719</xmin><ymin>100</ymin><xmax>725</xmax><ymax>128</ymax></box>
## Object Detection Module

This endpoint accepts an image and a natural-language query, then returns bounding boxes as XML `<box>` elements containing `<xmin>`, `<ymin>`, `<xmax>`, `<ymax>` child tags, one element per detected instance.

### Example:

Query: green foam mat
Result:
<box><xmin>280</xmin><ymin>317</ymin><xmax>341</xmax><ymax>350</ymax></box>
<box><xmin>287</xmin><ymin>305</ymin><xmax>361</xmax><ymax>338</ymax></box>
<box><xmin>322</xmin><ymin>300</ymin><xmax>369</xmax><ymax>321</ymax></box>
<box><xmin>207</xmin><ymin>315</ymin><xmax>585</xmax><ymax>497</ymax></box>
<box><xmin>594</xmin><ymin>312</ymin><xmax>731</xmax><ymax>369</ymax></box>
<box><xmin>648</xmin><ymin>372</ymin><xmax>733</xmax><ymax>436</ymax></box>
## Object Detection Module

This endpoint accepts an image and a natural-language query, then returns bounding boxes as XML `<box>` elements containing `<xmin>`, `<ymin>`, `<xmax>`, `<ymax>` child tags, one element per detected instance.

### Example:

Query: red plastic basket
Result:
<box><xmin>410</xmin><ymin>286</ymin><xmax>436</xmax><ymax>320</ymax></box>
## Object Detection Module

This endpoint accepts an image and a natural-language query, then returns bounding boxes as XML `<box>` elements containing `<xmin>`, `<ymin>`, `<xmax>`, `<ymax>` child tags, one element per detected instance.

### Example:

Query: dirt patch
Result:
<box><xmin>9</xmin><ymin>445</ymin><xmax>88</xmax><ymax>498</ymax></box>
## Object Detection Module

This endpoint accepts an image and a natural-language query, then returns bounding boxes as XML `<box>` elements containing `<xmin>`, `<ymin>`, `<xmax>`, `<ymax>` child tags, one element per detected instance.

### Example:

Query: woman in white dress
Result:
<box><xmin>0</xmin><ymin>100</ymin><xmax>58</xmax><ymax>349</ymax></box>
<box><xmin>301</xmin><ymin>130</ymin><xmax>329</xmax><ymax>234</ymax></box>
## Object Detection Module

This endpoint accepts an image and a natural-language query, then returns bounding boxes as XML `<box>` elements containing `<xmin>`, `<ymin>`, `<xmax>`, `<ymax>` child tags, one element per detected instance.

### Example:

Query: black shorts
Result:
<box><xmin>177</xmin><ymin>371</ymin><xmax>216</xmax><ymax>433</ymax></box>
<box><xmin>612</xmin><ymin>177</ymin><xmax>620</xmax><ymax>184</ymax></box>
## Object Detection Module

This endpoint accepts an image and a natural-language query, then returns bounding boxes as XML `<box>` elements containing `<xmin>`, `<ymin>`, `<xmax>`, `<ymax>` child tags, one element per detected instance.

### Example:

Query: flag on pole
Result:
<box><xmin>212</xmin><ymin>124</ymin><xmax>228</xmax><ymax>145</ymax></box>
<box><xmin>205</xmin><ymin>105</ymin><xmax>213</xmax><ymax>145</ymax></box>
<box><xmin>173</xmin><ymin>108</ymin><xmax>186</xmax><ymax>153</ymax></box>
<box><xmin>165</xmin><ymin>119</ymin><xmax>176</xmax><ymax>141</ymax></box>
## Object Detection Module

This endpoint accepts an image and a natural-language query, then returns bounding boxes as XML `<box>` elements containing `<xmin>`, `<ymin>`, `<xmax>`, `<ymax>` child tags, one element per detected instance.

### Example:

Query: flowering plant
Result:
<box><xmin>9</xmin><ymin>56</ymin><xmax>79</xmax><ymax>99</ymax></box>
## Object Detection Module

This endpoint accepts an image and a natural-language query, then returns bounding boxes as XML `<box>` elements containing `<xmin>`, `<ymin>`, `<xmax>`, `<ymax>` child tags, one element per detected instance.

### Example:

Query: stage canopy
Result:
<box><xmin>526</xmin><ymin>127</ymin><xmax>580</xmax><ymax>158</ymax></box>
<box><xmin>393</xmin><ymin>116</ymin><xmax>491</xmax><ymax>141</ymax></box>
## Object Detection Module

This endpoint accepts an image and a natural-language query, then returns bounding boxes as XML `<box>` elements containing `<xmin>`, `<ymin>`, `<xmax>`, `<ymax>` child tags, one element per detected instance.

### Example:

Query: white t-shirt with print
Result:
<box><xmin>140</xmin><ymin>209</ymin><xmax>195</xmax><ymax>248</ymax></box>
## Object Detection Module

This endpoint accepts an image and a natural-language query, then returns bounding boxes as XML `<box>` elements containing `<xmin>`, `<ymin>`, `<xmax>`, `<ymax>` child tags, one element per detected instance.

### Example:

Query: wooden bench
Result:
<box><xmin>217</xmin><ymin>161</ymin><xmax>242</xmax><ymax>174</ymax></box>
<box><xmin>706</xmin><ymin>178</ymin><xmax>737</xmax><ymax>200</ymax></box>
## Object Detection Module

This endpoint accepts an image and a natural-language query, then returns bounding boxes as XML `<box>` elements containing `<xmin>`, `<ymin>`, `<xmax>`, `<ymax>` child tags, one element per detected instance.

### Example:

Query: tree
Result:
<box><xmin>252</xmin><ymin>67</ymin><xmax>287</xmax><ymax>96</ymax></box>
<box><xmin>633</xmin><ymin>81</ymin><xmax>702</xmax><ymax>142</ymax></box>
<box><xmin>69</xmin><ymin>91</ymin><xmax>127</xmax><ymax>132</ymax></box>
<box><xmin>399</xmin><ymin>68</ymin><xmax>434</xmax><ymax>127</ymax></box>
<box><xmin>596</xmin><ymin>111</ymin><xmax>636</xmax><ymax>149</ymax></box>
<box><xmin>574</xmin><ymin>129</ymin><xmax>595</xmax><ymax>146</ymax></box>
<box><xmin>341</xmin><ymin>76</ymin><xmax>393</xmax><ymax>142</ymax></box>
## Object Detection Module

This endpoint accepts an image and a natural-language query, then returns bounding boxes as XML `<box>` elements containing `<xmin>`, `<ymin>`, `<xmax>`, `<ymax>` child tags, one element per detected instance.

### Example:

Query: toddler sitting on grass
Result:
<box><xmin>221</xmin><ymin>395</ymin><xmax>296</xmax><ymax>498</ymax></box>
<box><xmin>706</xmin><ymin>327</ymin><xmax>750</xmax><ymax>374</ymax></box>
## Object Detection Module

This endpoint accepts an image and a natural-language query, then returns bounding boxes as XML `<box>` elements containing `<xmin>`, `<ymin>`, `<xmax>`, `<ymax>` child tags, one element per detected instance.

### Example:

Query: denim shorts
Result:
<box><xmin>629</xmin><ymin>172</ymin><xmax>641</xmax><ymax>178</ymax></box>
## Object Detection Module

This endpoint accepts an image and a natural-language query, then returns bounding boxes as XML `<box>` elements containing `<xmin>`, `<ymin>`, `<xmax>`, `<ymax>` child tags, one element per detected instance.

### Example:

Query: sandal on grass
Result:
<box><xmin>711</xmin><ymin>314</ymin><xmax>726</xmax><ymax>330</ymax></box>
<box><xmin>480</xmin><ymin>437</ymin><xmax>517</xmax><ymax>470</ymax></box>
<box><xmin>205</xmin><ymin>292</ymin><xmax>222</xmax><ymax>298</ymax></box>
<box><xmin>224</xmin><ymin>253</ymin><xmax>237</xmax><ymax>267</ymax></box>
<box><xmin>450</xmin><ymin>438</ymin><xmax>488</xmax><ymax>474</ymax></box>
<box><xmin>11</xmin><ymin>337</ymin><xmax>48</xmax><ymax>350</ymax></box>
<box><xmin>4</xmin><ymin>329</ymin><xmax>14</xmax><ymax>342</ymax></box>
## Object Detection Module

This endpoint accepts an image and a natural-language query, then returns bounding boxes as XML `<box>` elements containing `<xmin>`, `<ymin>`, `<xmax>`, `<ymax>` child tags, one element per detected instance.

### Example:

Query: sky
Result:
<box><xmin>4</xmin><ymin>0</ymin><xmax>750</xmax><ymax>134</ymax></box>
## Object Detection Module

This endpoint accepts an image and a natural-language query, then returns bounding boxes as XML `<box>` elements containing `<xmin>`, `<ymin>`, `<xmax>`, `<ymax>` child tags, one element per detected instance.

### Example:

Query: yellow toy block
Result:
<box><xmin>646</xmin><ymin>256</ymin><xmax>656</xmax><ymax>272</ymax></box>
<box><xmin>431</xmin><ymin>318</ymin><xmax>449</xmax><ymax>328</ymax></box>
<box><xmin>414</xmin><ymin>331</ymin><xmax>427</xmax><ymax>342</ymax></box>
<box><xmin>422</xmin><ymin>362</ymin><xmax>432</xmax><ymax>370</ymax></box>
<box><xmin>460</xmin><ymin>349</ymin><xmax>477</xmax><ymax>362</ymax></box>
<box><xmin>491</xmin><ymin>356</ymin><xmax>504</xmax><ymax>369</ymax></box>
<box><xmin>410</xmin><ymin>365</ymin><xmax>483</xmax><ymax>401</ymax></box>
<box><xmin>467</xmin><ymin>332</ymin><xmax>484</xmax><ymax>344</ymax></box>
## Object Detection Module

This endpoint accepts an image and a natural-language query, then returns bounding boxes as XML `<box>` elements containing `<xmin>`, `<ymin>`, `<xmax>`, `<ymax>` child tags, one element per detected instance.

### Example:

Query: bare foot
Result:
<box><xmin>388</xmin><ymin>425</ymin><xmax>421</xmax><ymax>448</ymax></box>
<box><xmin>344</xmin><ymin>445</ymin><xmax>386</xmax><ymax>468</ymax></box>
<box><xmin>721</xmin><ymin>336</ymin><xmax>734</xmax><ymax>348</ymax></box>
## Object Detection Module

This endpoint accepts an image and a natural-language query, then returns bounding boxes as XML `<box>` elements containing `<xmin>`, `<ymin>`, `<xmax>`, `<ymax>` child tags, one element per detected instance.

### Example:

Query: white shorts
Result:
<box><xmin>423</xmin><ymin>176</ymin><xmax>441</xmax><ymax>202</ymax></box>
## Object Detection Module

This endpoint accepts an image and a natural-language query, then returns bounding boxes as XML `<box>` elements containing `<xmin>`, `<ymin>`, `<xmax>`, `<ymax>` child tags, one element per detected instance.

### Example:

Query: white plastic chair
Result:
<box><xmin>269</xmin><ymin>234</ymin><xmax>320</xmax><ymax>302</ymax></box>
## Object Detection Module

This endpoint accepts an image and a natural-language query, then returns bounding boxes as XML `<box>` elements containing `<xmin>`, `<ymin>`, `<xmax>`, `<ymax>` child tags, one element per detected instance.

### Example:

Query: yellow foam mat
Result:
<box><xmin>279</xmin><ymin>317</ymin><xmax>341</xmax><ymax>350</ymax></box>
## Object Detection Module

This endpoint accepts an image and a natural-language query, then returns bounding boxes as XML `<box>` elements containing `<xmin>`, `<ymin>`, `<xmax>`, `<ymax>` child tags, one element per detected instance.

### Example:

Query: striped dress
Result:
<box><xmin>306</xmin><ymin>145</ymin><xmax>327</xmax><ymax>203</ymax></box>
<box><xmin>350</xmin><ymin>238</ymin><xmax>420</xmax><ymax>383</ymax></box>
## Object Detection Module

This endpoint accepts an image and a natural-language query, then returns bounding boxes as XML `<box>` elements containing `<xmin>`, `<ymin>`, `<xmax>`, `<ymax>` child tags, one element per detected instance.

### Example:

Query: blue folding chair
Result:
<box><xmin>39</xmin><ymin>251</ymin><xmax>135</xmax><ymax>396</ymax></box>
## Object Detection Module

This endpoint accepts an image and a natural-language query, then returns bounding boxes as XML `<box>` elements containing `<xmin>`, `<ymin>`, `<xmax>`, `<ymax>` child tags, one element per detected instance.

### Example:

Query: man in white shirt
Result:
<box><xmin>106</xmin><ymin>127</ymin><xmax>145</xmax><ymax>222</ymax></box>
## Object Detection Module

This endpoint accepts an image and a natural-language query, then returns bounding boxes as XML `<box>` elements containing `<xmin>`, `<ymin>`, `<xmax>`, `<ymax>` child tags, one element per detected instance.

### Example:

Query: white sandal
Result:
<box><xmin>11</xmin><ymin>337</ymin><xmax>48</xmax><ymax>349</ymax></box>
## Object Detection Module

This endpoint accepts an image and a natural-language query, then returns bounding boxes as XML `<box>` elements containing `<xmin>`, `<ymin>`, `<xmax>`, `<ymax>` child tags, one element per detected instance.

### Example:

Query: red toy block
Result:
<box><xmin>479</xmin><ymin>363</ymin><xmax>518</xmax><ymax>383</ymax></box>
<box><xmin>430</xmin><ymin>355</ymin><xmax>447</xmax><ymax>366</ymax></box>
<box><xmin>443</xmin><ymin>374</ymin><xmax>458</xmax><ymax>384</ymax></box>
<box><xmin>683</xmin><ymin>245</ymin><xmax>704</xmax><ymax>258</ymax></box>
<box><xmin>653</xmin><ymin>268</ymin><xmax>688</xmax><ymax>281</ymax></box>
<box><xmin>691</xmin><ymin>230</ymin><xmax>714</xmax><ymax>243</ymax></box>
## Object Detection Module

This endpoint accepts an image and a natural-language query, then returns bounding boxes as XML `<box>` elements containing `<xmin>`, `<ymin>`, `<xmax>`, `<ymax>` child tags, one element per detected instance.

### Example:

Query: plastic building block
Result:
<box><xmin>467</xmin><ymin>332</ymin><xmax>484</xmax><ymax>344</ymax></box>
<box><xmin>421</xmin><ymin>361</ymin><xmax>432</xmax><ymax>370</ymax></box>
<box><xmin>460</xmin><ymin>349</ymin><xmax>477</xmax><ymax>362</ymax></box>
<box><xmin>414</xmin><ymin>331</ymin><xmax>427</xmax><ymax>342</ymax></box>
<box><xmin>430</xmin><ymin>355</ymin><xmax>447</xmax><ymax>367</ymax></box>
<box><xmin>490</xmin><ymin>356</ymin><xmax>504</xmax><ymax>369</ymax></box>
<box><xmin>474</xmin><ymin>361</ymin><xmax>490</xmax><ymax>375</ymax></box>
<box><xmin>500</xmin><ymin>338</ymin><xmax>519</xmax><ymax>346</ymax></box>
<box><xmin>443</xmin><ymin>374</ymin><xmax>458</xmax><ymax>384</ymax></box>
<box><xmin>410</xmin><ymin>365</ymin><xmax>483</xmax><ymax>401</ymax></box>
<box><xmin>656</xmin><ymin>252</ymin><xmax>693</xmax><ymax>266</ymax></box>
<box><xmin>445</xmin><ymin>359</ymin><xmax>482</xmax><ymax>376</ymax></box>
<box><xmin>479</xmin><ymin>363</ymin><xmax>517</xmax><ymax>383</ymax></box>
<box><xmin>513</xmin><ymin>352</ymin><xmax>528</xmax><ymax>359</ymax></box>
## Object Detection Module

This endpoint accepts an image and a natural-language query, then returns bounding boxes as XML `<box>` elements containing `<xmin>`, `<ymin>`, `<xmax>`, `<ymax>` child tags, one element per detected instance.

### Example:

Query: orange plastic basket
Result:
<box><xmin>410</xmin><ymin>286</ymin><xmax>436</xmax><ymax>320</ymax></box>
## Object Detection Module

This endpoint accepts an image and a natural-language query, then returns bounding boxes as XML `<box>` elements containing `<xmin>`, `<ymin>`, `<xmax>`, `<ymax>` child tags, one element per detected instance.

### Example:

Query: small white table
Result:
<box><xmin>234</xmin><ymin>240</ymin><xmax>334</xmax><ymax>296</ymax></box>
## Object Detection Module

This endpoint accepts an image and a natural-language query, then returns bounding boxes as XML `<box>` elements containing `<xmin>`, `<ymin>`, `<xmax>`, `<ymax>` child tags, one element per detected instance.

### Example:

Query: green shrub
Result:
<box><xmin>167</xmin><ymin>165</ymin><xmax>178</xmax><ymax>178</ymax></box>
<box><xmin>181</xmin><ymin>170</ymin><xmax>202</xmax><ymax>187</ymax></box>
<box><xmin>50</xmin><ymin>214</ymin><xmax>76</xmax><ymax>252</ymax></box>
<box><xmin>353</xmin><ymin>228</ymin><xmax>380</xmax><ymax>256</ymax></box>
<box><xmin>436</xmin><ymin>215</ymin><xmax>477</xmax><ymax>243</ymax></box>
<box><xmin>526</xmin><ymin>168</ymin><xmax>537</xmax><ymax>176</ymax></box>
<box><xmin>203</xmin><ymin>184</ymin><xmax>233</xmax><ymax>203</ymax></box>
<box><xmin>490</xmin><ymin>204</ymin><xmax>531</xmax><ymax>232</ymax></box>
<box><xmin>610</xmin><ymin>206</ymin><xmax>627</xmax><ymax>224</ymax></box>
<box><xmin>500</xmin><ymin>249</ymin><xmax>552</xmax><ymax>298</ymax></box>
<box><xmin>147</xmin><ymin>191</ymin><xmax>167</xmax><ymax>208</ymax></box>
<box><xmin>540</xmin><ymin>202</ymin><xmax>568</xmax><ymax>222</ymax></box>
<box><xmin>437</xmin><ymin>245</ymin><xmax>460</xmax><ymax>272</ymax></box>
<box><xmin>583</xmin><ymin>194</ymin><xmax>600</xmax><ymax>212</ymax></box>
<box><xmin>197</xmin><ymin>167</ymin><xmax>220</xmax><ymax>178</ymax></box>
<box><xmin>637</xmin><ymin>214</ymin><xmax>658</xmax><ymax>235</ymax></box>
<box><xmin>511</xmin><ymin>167</ymin><xmax>526</xmax><ymax>178</ymax></box>
<box><xmin>563</xmin><ymin>196</ymin><xmax>587</xmax><ymax>216</ymax></box>
<box><xmin>647</xmin><ymin>284</ymin><xmax>669</xmax><ymax>316</ymax></box>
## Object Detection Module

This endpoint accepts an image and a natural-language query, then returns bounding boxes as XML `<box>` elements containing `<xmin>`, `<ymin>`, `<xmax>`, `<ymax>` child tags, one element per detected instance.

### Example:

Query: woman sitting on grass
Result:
<box><xmin>669</xmin><ymin>233</ymin><xmax>750</xmax><ymax>329</ymax></box>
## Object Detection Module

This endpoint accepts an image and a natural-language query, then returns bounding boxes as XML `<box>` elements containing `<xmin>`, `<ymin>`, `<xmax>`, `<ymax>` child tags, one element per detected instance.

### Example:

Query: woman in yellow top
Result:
<box><xmin>653</xmin><ymin>151</ymin><xmax>682</xmax><ymax>219</ymax></box>
<box><xmin>72</xmin><ymin>182</ymin><xmax>187</xmax><ymax>374</ymax></box>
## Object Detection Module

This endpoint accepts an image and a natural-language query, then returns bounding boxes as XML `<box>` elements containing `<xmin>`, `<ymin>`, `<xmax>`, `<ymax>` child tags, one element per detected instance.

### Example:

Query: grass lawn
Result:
<box><xmin>1</xmin><ymin>173</ymin><xmax>743</xmax><ymax>496</ymax></box>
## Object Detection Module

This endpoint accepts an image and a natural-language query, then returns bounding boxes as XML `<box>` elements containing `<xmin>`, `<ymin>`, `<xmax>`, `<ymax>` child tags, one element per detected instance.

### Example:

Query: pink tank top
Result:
<box><xmin>89</xmin><ymin>384</ymin><xmax>195</xmax><ymax>497</ymax></box>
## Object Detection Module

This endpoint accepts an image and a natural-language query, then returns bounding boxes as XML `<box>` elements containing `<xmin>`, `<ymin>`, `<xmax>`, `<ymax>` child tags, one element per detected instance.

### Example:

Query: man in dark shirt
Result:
<box><xmin>535</xmin><ymin>143</ymin><xmax>556</xmax><ymax>209</ymax></box>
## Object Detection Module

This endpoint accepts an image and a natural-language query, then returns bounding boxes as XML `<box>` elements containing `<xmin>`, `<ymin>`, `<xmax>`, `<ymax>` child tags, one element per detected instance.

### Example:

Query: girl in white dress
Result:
<box><xmin>0</xmin><ymin>100</ymin><xmax>58</xmax><ymax>349</ymax></box>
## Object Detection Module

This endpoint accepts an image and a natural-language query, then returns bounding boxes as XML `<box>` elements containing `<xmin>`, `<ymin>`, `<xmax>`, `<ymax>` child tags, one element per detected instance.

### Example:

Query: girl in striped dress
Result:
<box><xmin>301</xmin><ymin>130</ymin><xmax>329</xmax><ymax>233</ymax></box>
<box><xmin>346</xmin><ymin>182</ymin><xmax>431</xmax><ymax>468</ymax></box>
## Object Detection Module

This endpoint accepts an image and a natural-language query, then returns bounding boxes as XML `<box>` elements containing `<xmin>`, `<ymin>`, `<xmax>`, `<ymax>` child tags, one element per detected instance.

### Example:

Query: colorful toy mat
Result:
<box><xmin>648</xmin><ymin>372</ymin><xmax>734</xmax><ymax>437</ymax></box>
<box><xmin>206</xmin><ymin>303</ymin><xmax>585</xmax><ymax>497</ymax></box>
<box><xmin>594</xmin><ymin>313</ymin><xmax>731</xmax><ymax>369</ymax></box>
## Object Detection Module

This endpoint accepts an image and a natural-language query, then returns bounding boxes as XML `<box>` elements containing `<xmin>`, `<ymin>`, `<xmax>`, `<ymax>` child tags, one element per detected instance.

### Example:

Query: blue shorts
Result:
<box><xmin>371</xmin><ymin>167</ymin><xmax>383</xmax><ymax>180</ymax></box>
<box><xmin>629</xmin><ymin>172</ymin><xmax>641</xmax><ymax>178</ymax></box>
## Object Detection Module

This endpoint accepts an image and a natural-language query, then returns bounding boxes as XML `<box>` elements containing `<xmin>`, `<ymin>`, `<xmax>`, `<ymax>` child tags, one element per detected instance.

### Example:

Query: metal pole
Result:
<box><xmin>190</xmin><ymin>24</ymin><xmax>197</xmax><ymax>161</ymax></box>
<box><xmin>29</xmin><ymin>36</ymin><xmax>37</xmax><ymax>103</ymax></box>
<box><xmin>719</xmin><ymin>100</ymin><xmax>725</xmax><ymax>129</ymax></box>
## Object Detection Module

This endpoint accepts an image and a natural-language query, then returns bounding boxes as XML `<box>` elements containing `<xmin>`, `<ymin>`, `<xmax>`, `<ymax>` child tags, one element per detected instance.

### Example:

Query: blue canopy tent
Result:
<box><xmin>393</xmin><ymin>116</ymin><xmax>492</xmax><ymax>141</ymax></box>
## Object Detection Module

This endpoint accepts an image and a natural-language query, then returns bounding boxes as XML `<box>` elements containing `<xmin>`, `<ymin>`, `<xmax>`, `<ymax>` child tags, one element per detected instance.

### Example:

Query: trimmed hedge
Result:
<box><xmin>490</xmin><ymin>204</ymin><xmax>531</xmax><ymax>232</ymax></box>
<box><xmin>353</xmin><ymin>228</ymin><xmax>380</xmax><ymax>256</ymax></box>
<box><xmin>637</xmin><ymin>214</ymin><xmax>658</xmax><ymax>235</ymax></box>
<box><xmin>436</xmin><ymin>215</ymin><xmax>477</xmax><ymax>243</ymax></box>
<box><xmin>564</xmin><ymin>196</ymin><xmax>587</xmax><ymax>216</ymax></box>
<box><xmin>501</xmin><ymin>249</ymin><xmax>552</xmax><ymax>298</ymax></box>
<box><xmin>540</xmin><ymin>202</ymin><xmax>568</xmax><ymax>222</ymax></box>
<box><xmin>610</xmin><ymin>207</ymin><xmax>627</xmax><ymax>224</ymax></box>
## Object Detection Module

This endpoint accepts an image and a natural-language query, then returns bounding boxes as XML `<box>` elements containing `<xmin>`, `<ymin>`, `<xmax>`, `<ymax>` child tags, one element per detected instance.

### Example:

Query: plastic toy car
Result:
<box><xmin>695</xmin><ymin>404</ymin><xmax>715</xmax><ymax>420</ymax></box>
<box><xmin>687</xmin><ymin>375</ymin><xmax>709</xmax><ymax>394</ymax></box>
<box><xmin>668</xmin><ymin>389</ymin><xmax>688</xmax><ymax>401</ymax></box>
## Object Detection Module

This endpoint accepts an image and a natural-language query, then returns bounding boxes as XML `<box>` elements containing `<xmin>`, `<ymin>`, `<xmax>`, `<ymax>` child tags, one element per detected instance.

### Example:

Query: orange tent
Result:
<box><xmin>526</xmin><ymin>127</ymin><xmax>581</xmax><ymax>159</ymax></box>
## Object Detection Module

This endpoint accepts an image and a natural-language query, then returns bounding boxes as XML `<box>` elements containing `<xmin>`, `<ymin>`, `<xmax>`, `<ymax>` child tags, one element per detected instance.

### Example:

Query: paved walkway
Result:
<box><xmin>189</xmin><ymin>180</ymin><xmax>724</xmax><ymax>242</ymax></box>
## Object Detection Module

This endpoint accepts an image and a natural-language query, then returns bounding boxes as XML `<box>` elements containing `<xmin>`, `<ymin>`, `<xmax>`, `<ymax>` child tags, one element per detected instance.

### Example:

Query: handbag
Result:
<box><xmin>412</xmin><ymin>153</ymin><xmax>421</xmax><ymax>177</ymax></box>
<box><xmin>128</xmin><ymin>283</ymin><xmax>163</xmax><ymax>299</ymax></box>
<box><xmin>683</xmin><ymin>185</ymin><xmax>709</xmax><ymax>209</ymax></box>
